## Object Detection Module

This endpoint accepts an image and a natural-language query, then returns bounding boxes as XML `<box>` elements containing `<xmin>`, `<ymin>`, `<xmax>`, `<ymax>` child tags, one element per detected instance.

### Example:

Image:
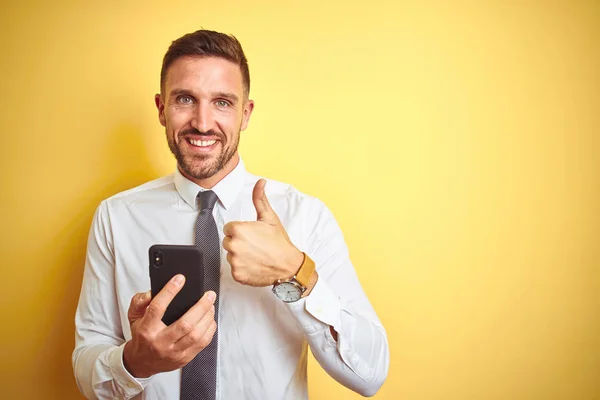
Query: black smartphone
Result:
<box><xmin>149</xmin><ymin>244</ymin><xmax>204</xmax><ymax>326</ymax></box>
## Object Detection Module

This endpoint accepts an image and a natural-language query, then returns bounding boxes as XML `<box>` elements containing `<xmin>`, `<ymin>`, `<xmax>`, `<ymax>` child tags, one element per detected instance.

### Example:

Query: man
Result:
<box><xmin>73</xmin><ymin>29</ymin><xmax>389</xmax><ymax>400</ymax></box>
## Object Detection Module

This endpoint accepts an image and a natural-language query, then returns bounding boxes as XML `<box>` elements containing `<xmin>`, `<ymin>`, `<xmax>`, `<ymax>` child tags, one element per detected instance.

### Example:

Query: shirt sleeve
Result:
<box><xmin>72</xmin><ymin>202</ymin><xmax>152</xmax><ymax>399</ymax></box>
<box><xmin>285</xmin><ymin>198</ymin><xmax>390</xmax><ymax>397</ymax></box>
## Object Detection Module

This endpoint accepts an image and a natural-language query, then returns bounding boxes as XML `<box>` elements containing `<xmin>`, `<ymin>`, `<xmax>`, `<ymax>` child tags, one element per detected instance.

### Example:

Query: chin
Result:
<box><xmin>181</xmin><ymin>160</ymin><xmax>220</xmax><ymax>180</ymax></box>
<box><xmin>186</xmin><ymin>166</ymin><xmax>218</xmax><ymax>180</ymax></box>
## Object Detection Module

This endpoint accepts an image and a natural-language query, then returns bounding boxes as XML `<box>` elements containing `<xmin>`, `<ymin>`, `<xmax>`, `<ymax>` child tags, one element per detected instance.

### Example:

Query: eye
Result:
<box><xmin>177</xmin><ymin>95</ymin><xmax>194</xmax><ymax>105</ymax></box>
<box><xmin>215</xmin><ymin>100</ymin><xmax>230</xmax><ymax>107</ymax></box>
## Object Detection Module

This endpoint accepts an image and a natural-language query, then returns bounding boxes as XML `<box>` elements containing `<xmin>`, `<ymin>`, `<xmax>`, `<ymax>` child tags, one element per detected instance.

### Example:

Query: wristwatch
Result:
<box><xmin>272</xmin><ymin>253</ymin><xmax>316</xmax><ymax>303</ymax></box>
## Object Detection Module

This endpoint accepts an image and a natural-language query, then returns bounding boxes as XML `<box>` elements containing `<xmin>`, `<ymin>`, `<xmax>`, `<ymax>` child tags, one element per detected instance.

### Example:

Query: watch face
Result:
<box><xmin>273</xmin><ymin>282</ymin><xmax>303</xmax><ymax>303</ymax></box>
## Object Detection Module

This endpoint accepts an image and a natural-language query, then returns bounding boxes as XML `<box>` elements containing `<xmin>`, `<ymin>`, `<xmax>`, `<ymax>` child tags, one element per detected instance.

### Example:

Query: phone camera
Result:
<box><xmin>153</xmin><ymin>251</ymin><xmax>163</xmax><ymax>268</ymax></box>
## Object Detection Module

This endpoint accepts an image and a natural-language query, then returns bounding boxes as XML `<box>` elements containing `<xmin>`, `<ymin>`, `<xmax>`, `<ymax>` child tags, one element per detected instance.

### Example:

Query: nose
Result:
<box><xmin>190</xmin><ymin>101</ymin><xmax>215</xmax><ymax>133</ymax></box>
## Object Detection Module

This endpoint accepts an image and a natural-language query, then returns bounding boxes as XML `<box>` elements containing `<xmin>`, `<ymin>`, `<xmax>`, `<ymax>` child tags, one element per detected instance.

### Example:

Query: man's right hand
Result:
<box><xmin>123</xmin><ymin>274</ymin><xmax>217</xmax><ymax>378</ymax></box>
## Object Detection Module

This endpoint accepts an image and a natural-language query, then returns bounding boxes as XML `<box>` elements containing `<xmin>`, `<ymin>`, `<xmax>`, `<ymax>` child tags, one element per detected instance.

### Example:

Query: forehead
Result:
<box><xmin>164</xmin><ymin>56</ymin><xmax>244</xmax><ymax>95</ymax></box>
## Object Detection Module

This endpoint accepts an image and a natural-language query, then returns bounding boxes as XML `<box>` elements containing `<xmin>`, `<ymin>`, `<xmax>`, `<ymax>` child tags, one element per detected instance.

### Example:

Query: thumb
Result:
<box><xmin>252</xmin><ymin>179</ymin><xmax>278</xmax><ymax>223</ymax></box>
<box><xmin>128</xmin><ymin>290</ymin><xmax>151</xmax><ymax>324</ymax></box>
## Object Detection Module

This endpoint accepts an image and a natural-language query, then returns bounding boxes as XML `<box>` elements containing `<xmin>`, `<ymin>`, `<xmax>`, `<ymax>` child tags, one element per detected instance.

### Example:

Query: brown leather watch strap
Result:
<box><xmin>295</xmin><ymin>253</ymin><xmax>316</xmax><ymax>287</ymax></box>
<box><xmin>300</xmin><ymin>269</ymin><xmax>318</xmax><ymax>298</ymax></box>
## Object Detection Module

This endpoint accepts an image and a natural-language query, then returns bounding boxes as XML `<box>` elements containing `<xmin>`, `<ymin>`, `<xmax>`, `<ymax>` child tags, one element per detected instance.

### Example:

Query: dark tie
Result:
<box><xmin>181</xmin><ymin>190</ymin><xmax>220</xmax><ymax>400</ymax></box>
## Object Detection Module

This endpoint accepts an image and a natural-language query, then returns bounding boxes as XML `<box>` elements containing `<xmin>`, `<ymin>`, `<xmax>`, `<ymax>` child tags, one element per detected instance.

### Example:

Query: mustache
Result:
<box><xmin>179</xmin><ymin>128</ymin><xmax>225</xmax><ymax>141</ymax></box>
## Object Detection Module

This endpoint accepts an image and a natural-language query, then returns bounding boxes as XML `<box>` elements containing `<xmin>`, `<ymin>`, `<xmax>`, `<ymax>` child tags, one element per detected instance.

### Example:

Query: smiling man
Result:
<box><xmin>73</xmin><ymin>30</ymin><xmax>389</xmax><ymax>400</ymax></box>
<box><xmin>162</xmin><ymin>55</ymin><xmax>253</xmax><ymax>188</ymax></box>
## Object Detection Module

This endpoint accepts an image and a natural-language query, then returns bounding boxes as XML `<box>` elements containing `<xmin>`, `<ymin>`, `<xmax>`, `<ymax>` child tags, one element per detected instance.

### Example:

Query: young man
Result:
<box><xmin>73</xmin><ymin>29</ymin><xmax>389</xmax><ymax>400</ymax></box>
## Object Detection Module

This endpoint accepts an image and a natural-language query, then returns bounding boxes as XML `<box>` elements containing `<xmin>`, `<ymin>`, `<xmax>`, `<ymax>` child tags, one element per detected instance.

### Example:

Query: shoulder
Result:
<box><xmin>99</xmin><ymin>174</ymin><xmax>177</xmax><ymax>211</ymax></box>
<box><xmin>243</xmin><ymin>171</ymin><xmax>332</xmax><ymax>221</ymax></box>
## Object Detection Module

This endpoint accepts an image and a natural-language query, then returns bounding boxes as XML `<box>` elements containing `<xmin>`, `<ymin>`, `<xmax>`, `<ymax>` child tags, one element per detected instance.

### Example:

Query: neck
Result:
<box><xmin>180</xmin><ymin>153</ymin><xmax>240</xmax><ymax>189</ymax></box>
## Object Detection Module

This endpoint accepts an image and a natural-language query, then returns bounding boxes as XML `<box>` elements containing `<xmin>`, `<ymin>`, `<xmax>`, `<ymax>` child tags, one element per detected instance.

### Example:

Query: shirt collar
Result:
<box><xmin>174</xmin><ymin>157</ymin><xmax>247</xmax><ymax>211</ymax></box>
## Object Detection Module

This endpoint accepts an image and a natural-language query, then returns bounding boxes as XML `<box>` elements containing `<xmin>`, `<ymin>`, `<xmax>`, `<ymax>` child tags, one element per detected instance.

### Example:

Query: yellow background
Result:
<box><xmin>0</xmin><ymin>1</ymin><xmax>598</xmax><ymax>399</ymax></box>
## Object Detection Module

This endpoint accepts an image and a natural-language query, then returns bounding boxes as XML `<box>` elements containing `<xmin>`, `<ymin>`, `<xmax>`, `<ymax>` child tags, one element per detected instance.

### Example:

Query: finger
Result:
<box><xmin>173</xmin><ymin>304</ymin><xmax>217</xmax><ymax>352</ymax></box>
<box><xmin>223</xmin><ymin>221</ymin><xmax>249</xmax><ymax>238</ymax></box>
<box><xmin>180</xmin><ymin>320</ymin><xmax>218</xmax><ymax>363</ymax></box>
<box><xmin>128</xmin><ymin>290</ymin><xmax>151</xmax><ymax>324</ymax></box>
<box><xmin>252</xmin><ymin>179</ymin><xmax>278</xmax><ymax>223</ymax></box>
<box><xmin>223</xmin><ymin>221</ymin><xmax>240</xmax><ymax>237</ymax></box>
<box><xmin>222</xmin><ymin>236</ymin><xmax>243</xmax><ymax>254</ymax></box>
<box><xmin>182</xmin><ymin>319</ymin><xmax>218</xmax><ymax>358</ymax></box>
<box><xmin>163</xmin><ymin>290</ymin><xmax>217</xmax><ymax>343</ymax></box>
<box><xmin>222</xmin><ymin>236</ymin><xmax>232</xmax><ymax>252</ymax></box>
<box><xmin>143</xmin><ymin>274</ymin><xmax>185</xmax><ymax>326</ymax></box>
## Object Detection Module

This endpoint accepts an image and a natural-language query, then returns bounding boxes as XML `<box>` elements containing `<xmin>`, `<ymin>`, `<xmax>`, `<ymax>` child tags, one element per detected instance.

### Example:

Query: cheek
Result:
<box><xmin>215</xmin><ymin>110</ymin><xmax>242</xmax><ymax>133</ymax></box>
<box><xmin>165</xmin><ymin>109</ymin><xmax>191</xmax><ymax>130</ymax></box>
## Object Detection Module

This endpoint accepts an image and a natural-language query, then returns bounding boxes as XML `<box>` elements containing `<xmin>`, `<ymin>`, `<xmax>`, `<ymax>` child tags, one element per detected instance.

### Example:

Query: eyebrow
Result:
<box><xmin>169</xmin><ymin>89</ymin><xmax>240</xmax><ymax>104</ymax></box>
<box><xmin>169</xmin><ymin>88</ymin><xmax>193</xmax><ymax>98</ymax></box>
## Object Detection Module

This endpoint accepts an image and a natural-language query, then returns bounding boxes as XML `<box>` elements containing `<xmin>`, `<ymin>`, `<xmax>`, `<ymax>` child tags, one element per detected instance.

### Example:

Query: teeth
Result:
<box><xmin>190</xmin><ymin>139</ymin><xmax>217</xmax><ymax>147</ymax></box>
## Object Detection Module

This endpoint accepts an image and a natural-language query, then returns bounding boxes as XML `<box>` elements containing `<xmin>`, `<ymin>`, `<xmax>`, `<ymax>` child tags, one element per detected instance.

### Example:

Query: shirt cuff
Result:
<box><xmin>107</xmin><ymin>343</ymin><xmax>153</xmax><ymax>396</ymax></box>
<box><xmin>286</xmin><ymin>276</ymin><xmax>342</xmax><ymax>334</ymax></box>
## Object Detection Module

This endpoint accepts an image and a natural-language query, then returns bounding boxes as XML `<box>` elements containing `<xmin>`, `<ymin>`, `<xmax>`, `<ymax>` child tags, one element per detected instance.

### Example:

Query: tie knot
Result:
<box><xmin>197</xmin><ymin>190</ymin><xmax>218</xmax><ymax>211</ymax></box>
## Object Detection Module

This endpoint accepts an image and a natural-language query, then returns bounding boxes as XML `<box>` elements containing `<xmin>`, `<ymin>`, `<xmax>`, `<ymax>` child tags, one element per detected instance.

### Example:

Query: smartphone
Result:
<box><xmin>149</xmin><ymin>244</ymin><xmax>204</xmax><ymax>326</ymax></box>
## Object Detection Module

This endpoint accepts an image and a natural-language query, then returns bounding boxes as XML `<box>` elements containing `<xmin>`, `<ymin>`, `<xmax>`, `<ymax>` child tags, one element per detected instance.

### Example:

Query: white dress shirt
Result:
<box><xmin>73</xmin><ymin>158</ymin><xmax>389</xmax><ymax>400</ymax></box>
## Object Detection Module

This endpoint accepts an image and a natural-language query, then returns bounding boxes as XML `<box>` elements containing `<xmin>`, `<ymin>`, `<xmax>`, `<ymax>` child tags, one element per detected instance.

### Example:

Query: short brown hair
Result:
<box><xmin>160</xmin><ymin>29</ymin><xmax>250</xmax><ymax>96</ymax></box>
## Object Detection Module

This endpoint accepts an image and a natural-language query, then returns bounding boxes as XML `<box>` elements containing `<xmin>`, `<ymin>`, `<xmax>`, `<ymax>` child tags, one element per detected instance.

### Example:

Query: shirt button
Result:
<box><xmin>127</xmin><ymin>383</ymin><xmax>136</xmax><ymax>388</ymax></box>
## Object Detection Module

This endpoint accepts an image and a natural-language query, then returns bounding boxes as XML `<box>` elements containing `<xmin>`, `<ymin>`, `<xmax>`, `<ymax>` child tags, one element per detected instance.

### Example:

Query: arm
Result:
<box><xmin>223</xmin><ymin>180</ymin><xmax>389</xmax><ymax>395</ymax></box>
<box><xmin>72</xmin><ymin>202</ymin><xmax>150</xmax><ymax>399</ymax></box>
<box><xmin>74</xmin><ymin>202</ymin><xmax>218</xmax><ymax>399</ymax></box>
<box><xmin>286</xmin><ymin>199</ymin><xmax>390</xmax><ymax>397</ymax></box>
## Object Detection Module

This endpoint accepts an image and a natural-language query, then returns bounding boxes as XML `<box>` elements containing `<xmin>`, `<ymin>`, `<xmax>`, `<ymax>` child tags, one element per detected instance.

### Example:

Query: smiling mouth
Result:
<box><xmin>188</xmin><ymin>138</ymin><xmax>217</xmax><ymax>147</ymax></box>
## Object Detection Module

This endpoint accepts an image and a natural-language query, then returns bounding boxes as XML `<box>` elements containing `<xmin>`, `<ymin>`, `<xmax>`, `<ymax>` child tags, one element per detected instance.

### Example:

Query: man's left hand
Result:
<box><xmin>223</xmin><ymin>179</ymin><xmax>304</xmax><ymax>286</ymax></box>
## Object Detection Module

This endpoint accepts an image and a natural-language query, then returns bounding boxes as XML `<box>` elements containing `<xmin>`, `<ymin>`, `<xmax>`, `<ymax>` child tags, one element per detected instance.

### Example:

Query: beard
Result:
<box><xmin>167</xmin><ymin>127</ymin><xmax>240</xmax><ymax>181</ymax></box>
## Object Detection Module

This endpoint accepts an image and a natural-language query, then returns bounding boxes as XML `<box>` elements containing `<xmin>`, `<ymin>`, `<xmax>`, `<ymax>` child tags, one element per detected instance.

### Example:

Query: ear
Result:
<box><xmin>155</xmin><ymin>94</ymin><xmax>166</xmax><ymax>127</ymax></box>
<box><xmin>240</xmin><ymin>99</ymin><xmax>255</xmax><ymax>131</ymax></box>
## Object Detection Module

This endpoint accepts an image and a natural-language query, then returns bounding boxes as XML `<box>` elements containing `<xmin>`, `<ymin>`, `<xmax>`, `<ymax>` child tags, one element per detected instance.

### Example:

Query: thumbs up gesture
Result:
<box><xmin>222</xmin><ymin>179</ymin><xmax>304</xmax><ymax>287</ymax></box>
